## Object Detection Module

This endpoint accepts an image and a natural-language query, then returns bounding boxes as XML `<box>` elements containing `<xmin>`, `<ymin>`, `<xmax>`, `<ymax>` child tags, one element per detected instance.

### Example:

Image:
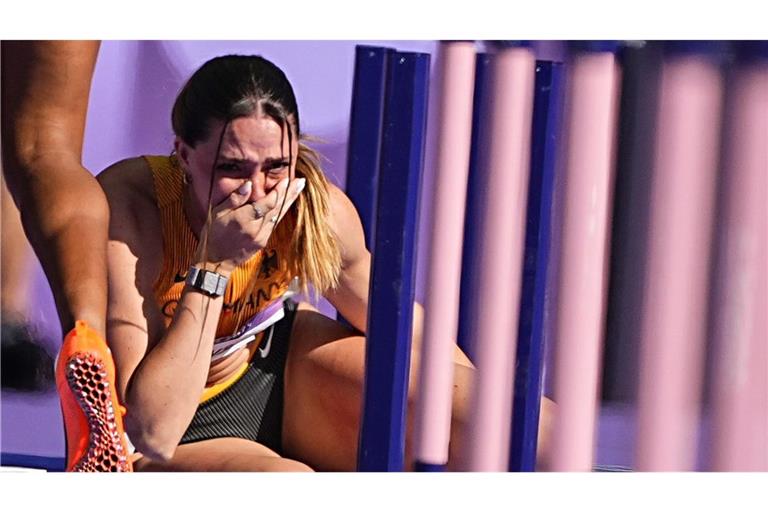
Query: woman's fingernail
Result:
<box><xmin>238</xmin><ymin>180</ymin><xmax>252</xmax><ymax>195</ymax></box>
<box><xmin>281</xmin><ymin>178</ymin><xmax>290</xmax><ymax>191</ymax></box>
<box><xmin>296</xmin><ymin>178</ymin><xmax>306</xmax><ymax>193</ymax></box>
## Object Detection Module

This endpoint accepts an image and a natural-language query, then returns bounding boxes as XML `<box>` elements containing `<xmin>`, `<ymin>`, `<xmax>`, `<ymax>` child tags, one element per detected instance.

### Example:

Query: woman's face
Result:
<box><xmin>176</xmin><ymin>114</ymin><xmax>298</xmax><ymax>214</ymax></box>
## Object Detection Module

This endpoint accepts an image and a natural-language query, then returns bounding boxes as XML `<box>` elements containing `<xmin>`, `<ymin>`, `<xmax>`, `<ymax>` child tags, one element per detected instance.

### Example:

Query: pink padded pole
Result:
<box><xmin>635</xmin><ymin>54</ymin><xmax>724</xmax><ymax>471</ymax></box>
<box><xmin>549</xmin><ymin>51</ymin><xmax>621</xmax><ymax>472</ymax></box>
<box><xmin>413</xmin><ymin>41</ymin><xmax>476</xmax><ymax>467</ymax></box>
<box><xmin>462</xmin><ymin>46</ymin><xmax>535</xmax><ymax>471</ymax></box>
<box><xmin>709</xmin><ymin>60</ymin><xmax>768</xmax><ymax>471</ymax></box>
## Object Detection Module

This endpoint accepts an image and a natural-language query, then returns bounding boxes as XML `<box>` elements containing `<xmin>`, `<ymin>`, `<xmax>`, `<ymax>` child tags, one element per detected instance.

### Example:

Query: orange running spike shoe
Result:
<box><xmin>55</xmin><ymin>321</ymin><xmax>132</xmax><ymax>472</ymax></box>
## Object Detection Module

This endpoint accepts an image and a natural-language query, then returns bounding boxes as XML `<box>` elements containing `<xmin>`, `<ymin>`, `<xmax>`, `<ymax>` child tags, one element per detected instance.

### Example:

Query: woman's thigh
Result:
<box><xmin>281</xmin><ymin>302</ymin><xmax>475</xmax><ymax>471</ymax></box>
<box><xmin>133</xmin><ymin>437</ymin><xmax>313</xmax><ymax>472</ymax></box>
<box><xmin>281</xmin><ymin>303</ymin><xmax>366</xmax><ymax>471</ymax></box>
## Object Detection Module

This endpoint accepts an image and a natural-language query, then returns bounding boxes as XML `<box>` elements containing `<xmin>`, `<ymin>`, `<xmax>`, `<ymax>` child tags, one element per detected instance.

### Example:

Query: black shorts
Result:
<box><xmin>179</xmin><ymin>299</ymin><xmax>297</xmax><ymax>453</ymax></box>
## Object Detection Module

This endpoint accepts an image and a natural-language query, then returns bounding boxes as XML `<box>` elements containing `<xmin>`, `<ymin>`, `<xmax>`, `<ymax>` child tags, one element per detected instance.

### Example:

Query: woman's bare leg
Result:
<box><xmin>281</xmin><ymin>302</ymin><xmax>474</xmax><ymax>471</ymax></box>
<box><xmin>1</xmin><ymin>41</ymin><xmax>133</xmax><ymax>472</ymax></box>
<box><xmin>1</xmin><ymin>172</ymin><xmax>56</xmax><ymax>392</ymax></box>
<box><xmin>133</xmin><ymin>437</ymin><xmax>313</xmax><ymax>472</ymax></box>
<box><xmin>1</xmin><ymin>174</ymin><xmax>34</xmax><ymax>319</ymax></box>
<box><xmin>1</xmin><ymin>40</ymin><xmax>107</xmax><ymax>336</ymax></box>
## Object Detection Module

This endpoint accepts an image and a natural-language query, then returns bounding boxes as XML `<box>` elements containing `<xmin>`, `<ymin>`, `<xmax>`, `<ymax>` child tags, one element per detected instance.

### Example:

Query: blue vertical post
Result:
<box><xmin>456</xmin><ymin>52</ymin><xmax>491</xmax><ymax>361</ymax></box>
<box><xmin>344</xmin><ymin>45</ymin><xmax>392</xmax><ymax>248</ymax></box>
<box><xmin>357</xmin><ymin>50</ymin><xmax>431</xmax><ymax>472</ymax></box>
<box><xmin>508</xmin><ymin>60</ymin><xmax>565</xmax><ymax>471</ymax></box>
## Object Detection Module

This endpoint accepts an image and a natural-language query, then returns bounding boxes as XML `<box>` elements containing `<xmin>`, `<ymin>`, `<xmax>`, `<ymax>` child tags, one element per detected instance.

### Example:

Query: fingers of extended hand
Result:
<box><xmin>249</xmin><ymin>177</ymin><xmax>305</xmax><ymax>223</ymax></box>
<box><xmin>206</xmin><ymin>178</ymin><xmax>307</xmax><ymax>265</ymax></box>
<box><xmin>251</xmin><ymin>202</ymin><xmax>266</xmax><ymax>219</ymax></box>
<box><xmin>269</xmin><ymin>177</ymin><xmax>305</xmax><ymax>223</ymax></box>
<box><xmin>264</xmin><ymin>178</ymin><xmax>288</xmax><ymax>212</ymax></box>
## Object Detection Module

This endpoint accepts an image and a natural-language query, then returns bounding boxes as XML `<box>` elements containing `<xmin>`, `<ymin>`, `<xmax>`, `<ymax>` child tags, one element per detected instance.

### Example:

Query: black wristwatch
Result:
<box><xmin>185</xmin><ymin>266</ymin><xmax>229</xmax><ymax>298</ymax></box>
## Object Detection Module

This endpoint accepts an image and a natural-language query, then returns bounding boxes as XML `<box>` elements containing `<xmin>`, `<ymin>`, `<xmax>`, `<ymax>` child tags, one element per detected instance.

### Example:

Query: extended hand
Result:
<box><xmin>195</xmin><ymin>177</ymin><xmax>306</xmax><ymax>273</ymax></box>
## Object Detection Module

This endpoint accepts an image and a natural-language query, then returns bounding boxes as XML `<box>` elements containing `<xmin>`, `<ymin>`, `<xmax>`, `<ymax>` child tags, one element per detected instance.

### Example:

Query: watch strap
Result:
<box><xmin>185</xmin><ymin>266</ymin><xmax>229</xmax><ymax>297</ymax></box>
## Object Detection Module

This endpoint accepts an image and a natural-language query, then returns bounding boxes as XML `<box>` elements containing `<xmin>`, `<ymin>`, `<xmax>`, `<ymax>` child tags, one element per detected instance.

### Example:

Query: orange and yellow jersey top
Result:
<box><xmin>145</xmin><ymin>155</ymin><xmax>297</xmax><ymax>399</ymax></box>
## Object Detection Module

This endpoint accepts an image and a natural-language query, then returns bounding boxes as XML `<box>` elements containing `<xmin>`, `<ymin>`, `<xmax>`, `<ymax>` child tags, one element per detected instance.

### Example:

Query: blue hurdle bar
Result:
<box><xmin>344</xmin><ymin>45</ymin><xmax>392</xmax><ymax>248</ymax></box>
<box><xmin>508</xmin><ymin>60</ymin><xmax>564</xmax><ymax>472</ymax></box>
<box><xmin>456</xmin><ymin>52</ymin><xmax>491</xmax><ymax>361</ymax></box>
<box><xmin>356</xmin><ymin>50</ymin><xmax>431</xmax><ymax>472</ymax></box>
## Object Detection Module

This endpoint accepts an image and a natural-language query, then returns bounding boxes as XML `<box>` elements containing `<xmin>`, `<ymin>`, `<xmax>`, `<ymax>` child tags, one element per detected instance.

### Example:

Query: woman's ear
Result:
<box><xmin>174</xmin><ymin>137</ymin><xmax>192</xmax><ymax>170</ymax></box>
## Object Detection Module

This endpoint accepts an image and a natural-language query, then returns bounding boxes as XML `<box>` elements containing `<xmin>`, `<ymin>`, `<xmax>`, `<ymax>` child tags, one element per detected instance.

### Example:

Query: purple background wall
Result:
<box><xmin>3</xmin><ymin>41</ymin><xmax>589</xmax><ymax>465</ymax></box>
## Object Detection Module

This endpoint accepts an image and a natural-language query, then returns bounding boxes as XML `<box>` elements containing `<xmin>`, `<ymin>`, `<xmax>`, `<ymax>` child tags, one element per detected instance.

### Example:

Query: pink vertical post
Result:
<box><xmin>549</xmin><ymin>50</ymin><xmax>622</xmax><ymax>472</ymax></box>
<box><xmin>413</xmin><ymin>41</ymin><xmax>477</xmax><ymax>469</ymax></box>
<box><xmin>635</xmin><ymin>52</ymin><xmax>724</xmax><ymax>471</ymax></box>
<box><xmin>709</xmin><ymin>56</ymin><xmax>768</xmax><ymax>471</ymax></box>
<box><xmin>462</xmin><ymin>45</ymin><xmax>536</xmax><ymax>472</ymax></box>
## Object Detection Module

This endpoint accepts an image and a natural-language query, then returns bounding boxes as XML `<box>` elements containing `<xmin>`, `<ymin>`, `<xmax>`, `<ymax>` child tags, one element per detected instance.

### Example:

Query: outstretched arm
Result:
<box><xmin>1</xmin><ymin>40</ymin><xmax>107</xmax><ymax>336</ymax></box>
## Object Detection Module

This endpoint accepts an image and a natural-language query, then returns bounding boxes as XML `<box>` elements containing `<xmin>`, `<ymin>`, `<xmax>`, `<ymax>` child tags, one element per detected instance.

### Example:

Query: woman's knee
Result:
<box><xmin>267</xmin><ymin>458</ymin><xmax>315</xmax><ymax>472</ymax></box>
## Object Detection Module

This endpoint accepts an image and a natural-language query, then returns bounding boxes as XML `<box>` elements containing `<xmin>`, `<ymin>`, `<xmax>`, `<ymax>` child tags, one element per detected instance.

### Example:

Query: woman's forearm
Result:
<box><xmin>123</xmin><ymin>287</ymin><xmax>223</xmax><ymax>460</ymax></box>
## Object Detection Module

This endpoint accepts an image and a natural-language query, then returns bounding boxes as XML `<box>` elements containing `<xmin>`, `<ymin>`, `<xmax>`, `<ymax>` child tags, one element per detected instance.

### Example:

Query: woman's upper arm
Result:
<box><xmin>97</xmin><ymin>159</ymin><xmax>163</xmax><ymax>400</ymax></box>
<box><xmin>323</xmin><ymin>183</ymin><xmax>372</xmax><ymax>332</ymax></box>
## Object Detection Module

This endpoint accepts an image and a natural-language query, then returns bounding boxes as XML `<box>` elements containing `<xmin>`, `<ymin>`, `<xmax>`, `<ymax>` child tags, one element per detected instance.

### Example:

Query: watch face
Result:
<box><xmin>187</xmin><ymin>268</ymin><xmax>227</xmax><ymax>297</ymax></box>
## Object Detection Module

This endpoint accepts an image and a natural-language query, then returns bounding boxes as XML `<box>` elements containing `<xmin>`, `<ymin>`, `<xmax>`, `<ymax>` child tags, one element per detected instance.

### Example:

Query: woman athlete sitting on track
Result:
<box><xmin>98</xmin><ymin>54</ymin><xmax>552</xmax><ymax>471</ymax></box>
